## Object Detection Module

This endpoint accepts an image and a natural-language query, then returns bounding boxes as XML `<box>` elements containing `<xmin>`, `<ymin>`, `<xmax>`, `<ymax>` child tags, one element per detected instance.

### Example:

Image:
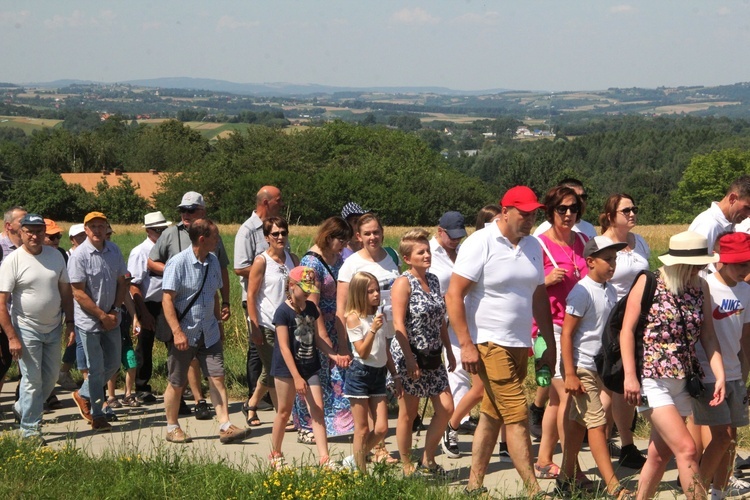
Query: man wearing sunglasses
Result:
<box><xmin>690</xmin><ymin>175</ymin><xmax>750</xmax><ymax>254</ymax></box>
<box><xmin>127</xmin><ymin>211</ymin><xmax>172</xmax><ymax>404</ymax></box>
<box><xmin>148</xmin><ymin>192</ymin><xmax>232</xmax><ymax>419</ymax></box>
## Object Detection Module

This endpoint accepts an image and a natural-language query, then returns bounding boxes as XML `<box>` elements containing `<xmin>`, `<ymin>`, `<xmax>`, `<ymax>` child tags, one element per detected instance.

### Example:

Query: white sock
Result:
<box><xmin>166</xmin><ymin>424</ymin><xmax>179</xmax><ymax>433</ymax></box>
<box><xmin>220</xmin><ymin>421</ymin><xmax>232</xmax><ymax>432</ymax></box>
<box><xmin>711</xmin><ymin>487</ymin><xmax>726</xmax><ymax>500</ymax></box>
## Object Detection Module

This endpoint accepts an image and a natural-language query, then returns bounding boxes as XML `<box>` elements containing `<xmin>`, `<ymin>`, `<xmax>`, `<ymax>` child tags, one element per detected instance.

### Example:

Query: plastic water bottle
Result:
<box><xmin>534</xmin><ymin>336</ymin><xmax>551</xmax><ymax>387</ymax></box>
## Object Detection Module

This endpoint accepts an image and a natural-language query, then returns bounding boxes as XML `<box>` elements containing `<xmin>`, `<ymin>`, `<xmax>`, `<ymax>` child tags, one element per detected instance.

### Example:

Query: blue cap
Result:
<box><xmin>20</xmin><ymin>213</ymin><xmax>45</xmax><ymax>226</ymax></box>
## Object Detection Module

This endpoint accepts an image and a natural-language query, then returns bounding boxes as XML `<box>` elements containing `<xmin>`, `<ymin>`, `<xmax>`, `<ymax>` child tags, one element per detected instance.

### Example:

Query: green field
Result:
<box><xmin>0</xmin><ymin>116</ymin><xmax>63</xmax><ymax>134</ymax></box>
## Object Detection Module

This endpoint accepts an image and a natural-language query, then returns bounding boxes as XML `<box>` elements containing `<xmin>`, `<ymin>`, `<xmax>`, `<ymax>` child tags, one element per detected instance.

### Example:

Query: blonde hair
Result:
<box><xmin>659</xmin><ymin>264</ymin><xmax>701</xmax><ymax>296</ymax></box>
<box><xmin>346</xmin><ymin>271</ymin><xmax>379</xmax><ymax>318</ymax></box>
<box><xmin>398</xmin><ymin>227</ymin><xmax>431</xmax><ymax>259</ymax></box>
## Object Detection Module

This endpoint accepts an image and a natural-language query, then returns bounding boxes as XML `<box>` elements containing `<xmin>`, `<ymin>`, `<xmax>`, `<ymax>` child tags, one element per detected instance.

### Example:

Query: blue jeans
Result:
<box><xmin>77</xmin><ymin>326</ymin><xmax>121</xmax><ymax>418</ymax></box>
<box><xmin>14</xmin><ymin>324</ymin><xmax>62</xmax><ymax>437</ymax></box>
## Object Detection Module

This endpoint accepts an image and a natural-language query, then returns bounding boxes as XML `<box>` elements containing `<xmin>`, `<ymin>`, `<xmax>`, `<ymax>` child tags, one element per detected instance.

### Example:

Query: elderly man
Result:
<box><xmin>234</xmin><ymin>185</ymin><xmax>284</xmax><ymax>414</ymax></box>
<box><xmin>128</xmin><ymin>211</ymin><xmax>172</xmax><ymax>403</ymax></box>
<box><xmin>445</xmin><ymin>186</ymin><xmax>556</xmax><ymax>497</ymax></box>
<box><xmin>162</xmin><ymin>218</ymin><xmax>250</xmax><ymax>444</ymax></box>
<box><xmin>68</xmin><ymin>212</ymin><xmax>129</xmax><ymax>431</ymax></box>
<box><xmin>0</xmin><ymin>206</ymin><xmax>27</xmax><ymax>393</ymax></box>
<box><xmin>0</xmin><ymin>214</ymin><xmax>73</xmax><ymax>442</ymax></box>
<box><xmin>148</xmin><ymin>191</ymin><xmax>231</xmax><ymax>419</ymax></box>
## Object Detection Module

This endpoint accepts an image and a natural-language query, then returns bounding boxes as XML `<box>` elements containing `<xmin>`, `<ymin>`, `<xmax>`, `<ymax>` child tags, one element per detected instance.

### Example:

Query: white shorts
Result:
<box><xmin>637</xmin><ymin>377</ymin><xmax>692</xmax><ymax>417</ymax></box>
<box><xmin>553</xmin><ymin>324</ymin><xmax>563</xmax><ymax>380</ymax></box>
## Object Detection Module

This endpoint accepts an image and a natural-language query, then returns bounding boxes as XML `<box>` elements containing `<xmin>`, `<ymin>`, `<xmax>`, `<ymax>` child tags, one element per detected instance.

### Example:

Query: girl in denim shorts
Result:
<box><xmin>342</xmin><ymin>271</ymin><xmax>398</xmax><ymax>471</ymax></box>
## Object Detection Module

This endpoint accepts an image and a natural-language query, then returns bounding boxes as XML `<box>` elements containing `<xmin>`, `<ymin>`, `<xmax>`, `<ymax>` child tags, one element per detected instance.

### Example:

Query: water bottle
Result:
<box><xmin>534</xmin><ymin>336</ymin><xmax>551</xmax><ymax>387</ymax></box>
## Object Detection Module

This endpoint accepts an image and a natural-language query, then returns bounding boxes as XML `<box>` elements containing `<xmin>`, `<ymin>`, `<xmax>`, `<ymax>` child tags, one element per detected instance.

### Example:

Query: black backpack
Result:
<box><xmin>594</xmin><ymin>270</ymin><xmax>657</xmax><ymax>394</ymax></box>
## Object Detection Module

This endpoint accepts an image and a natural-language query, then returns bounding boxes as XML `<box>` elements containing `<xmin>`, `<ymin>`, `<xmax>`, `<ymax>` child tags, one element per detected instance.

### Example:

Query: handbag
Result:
<box><xmin>675</xmin><ymin>297</ymin><xmax>705</xmax><ymax>399</ymax></box>
<box><xmin>155</xmin><ymin>265</ymin><xmax>209</xmax><ymax>343</ymax></box>
<box><xmin>410</xmin><ymin>343</ymin><xmax>443</xmax><ymax>370</ymax></box>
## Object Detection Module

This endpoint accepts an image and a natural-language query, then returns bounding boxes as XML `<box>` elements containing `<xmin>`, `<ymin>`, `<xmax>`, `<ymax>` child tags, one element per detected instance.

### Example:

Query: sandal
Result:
<box><xmin>608</xmin><ymin>486</ymin><xmax>635</xmax><ymax>500</ymax></box>
<box><xmin>243</xmin><ymin>405</ymin><xmax>261</xmax><ymax>426</ymax></box>
<box><xmin>285</xmin><ymin>420</ymin><xmax>296</xmax><ymax>432</ymax></box>
<box><xmin>372</xmin><ymin>445</ymin><xmax>399</xmax><ymax>464</ymax></box>
<box><xmin>534</xmin><ymin>462</ymin><xmax>561</xmax><ymax>479</ymax></box>
<box><xmin>297</xmin><ymin>429</ymin><xmax>316</xmax><ymax>445</ymax></box>
<box><xmin>106</xmin><ymin>397</ymin><xmax>122</xmax><ymax>409</ymax></box>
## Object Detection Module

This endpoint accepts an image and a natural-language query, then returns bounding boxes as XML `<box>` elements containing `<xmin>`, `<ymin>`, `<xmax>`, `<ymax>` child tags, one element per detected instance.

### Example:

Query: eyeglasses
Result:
<box><xmin>554</xmin><ymin>204</ymin><xmax>580</xmax><ymax>215</ymax></box>
<box><xmin>179</xmin><ymin>207</ymin><xmax>198</xmax><ymax>214</ymax></box>
<box><xmin>46</xmin><ymin>234</ymin><xmax>62</xmax><ymax>240</ymax></box>
<box><xmin>270</xmin><ymin>230</ymin><xmax>289</xmax><ymax>238</ymax></box>
<box><xmin>619</xmin><ymin>206</ymin><xmax>639</xmax><ymax>215</ymax></box>
<box><xmin>148</xmin><ymin>227</ymin><xmax>167</xmax><ymax>234</ymax></box>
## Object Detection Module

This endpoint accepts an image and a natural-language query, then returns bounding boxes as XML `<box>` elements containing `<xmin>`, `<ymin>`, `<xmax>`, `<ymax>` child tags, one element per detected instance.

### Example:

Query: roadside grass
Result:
<box><xmin>0</xmin><ymin>434</ymin><xmax>463</xmax><ymax>499</ymax></box>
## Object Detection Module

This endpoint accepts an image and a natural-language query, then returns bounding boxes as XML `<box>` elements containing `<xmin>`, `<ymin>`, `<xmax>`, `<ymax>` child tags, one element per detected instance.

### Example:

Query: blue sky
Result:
<box><xmin>2</xmin><ymin>1</ymin><xmax>749</xmax><ymax>92</ymax></box>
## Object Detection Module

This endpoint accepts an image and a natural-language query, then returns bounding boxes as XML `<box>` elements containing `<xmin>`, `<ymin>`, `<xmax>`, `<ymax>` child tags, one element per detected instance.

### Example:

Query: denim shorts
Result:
<box><xmin>344</xmin><ymin>360</ymin><xmax>387</xmax><ymax>399</ymax></box>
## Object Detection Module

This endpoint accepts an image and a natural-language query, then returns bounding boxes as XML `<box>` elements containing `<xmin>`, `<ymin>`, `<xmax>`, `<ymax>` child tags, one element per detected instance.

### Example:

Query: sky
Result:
<box><xmin>2</xmin><ymin>1</ymin><xmax>750</xmax><ymax>92</ymax></box>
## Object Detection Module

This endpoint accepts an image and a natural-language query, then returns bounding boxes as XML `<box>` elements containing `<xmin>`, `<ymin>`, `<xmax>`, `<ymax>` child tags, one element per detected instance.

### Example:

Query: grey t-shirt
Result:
<box><xmin>149</xmin><ymin>222</ymin><xmax>230</xmax><ymax>268</ymax></box>
<box><xmin>234</xmin><ymin>212</ymin><xmax>268</xmax><ymax>302</ymax></box>
<box><xmin>67</xmin><ymin>238</ymin><xmax>127</xmax><ymax>332</ymax></box>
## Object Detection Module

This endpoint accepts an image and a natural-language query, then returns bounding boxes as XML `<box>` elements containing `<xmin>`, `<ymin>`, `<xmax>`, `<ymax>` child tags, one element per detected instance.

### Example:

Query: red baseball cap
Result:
<box><xmin>500</xmin><ymin>186</ymin><xmax>544</xmax><ymax>212</ymax></box>
<box><xmin>718</xmin><ymin>232</ymin><xmax>750</xmax><ymax>264</ymax></box>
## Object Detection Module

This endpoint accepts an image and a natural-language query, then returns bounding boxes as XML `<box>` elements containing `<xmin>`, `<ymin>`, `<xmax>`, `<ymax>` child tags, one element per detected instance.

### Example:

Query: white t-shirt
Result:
<box><xmin>257</xmin><ymin>252</ymin><xmax>295</xmax><ymax>330</ymax></box>
<box><xmin>564</xmin><ymin>275</ymin><xmax>618</xmax><ymax>371</ymax></box>
<box><xmin>452</xmin><ymin>221</ymin><xmax>544</xmax><ymax>347</ymax></box>
<box><xmin>429</xmin><ymin>237</ymin><xmax>460</xmax><ymax>345</ymax></box>
<box><xmin>609</xmin><ymin>233</ymin><xmax>650</xmax><ymax>300</ymax></box>
<box><xmin>533</xmin><ymin>219</ymin><xmax>597</xmax><ymax>239</ymax></box>
<box><xmin>128</xmin><ymin>237</ymin><xmax>162</xmax><ymax>302</ymax></box>
<box><xmin>339</xmin><ymin>250</ymin><xmax>401</xmax><ymax>337</ymax></box>
<box><xmin>689</xmin><ymin>201</ymin><xmax>733</xmax><ymax>254</ymax></box>
<box><xmin>696</xmin><ymin>273</ymin><xmax>750</xmax><ymax>383</ymax></box>
<box><xmin>0</xmin><ymin>246</ymin><xmax>69</xmax><ymax>333</ymax></box>
<box><xmin>347</xmin><ymin>314</ymin><xmax>393</xmax><ymax>367</ymax></box>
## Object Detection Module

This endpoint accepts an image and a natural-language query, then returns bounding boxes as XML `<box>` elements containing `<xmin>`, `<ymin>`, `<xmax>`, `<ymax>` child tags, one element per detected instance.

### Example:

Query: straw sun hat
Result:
<box><xmin>658</xmin><ymin>231</ymin><xmax>719</xmax><ymax>267</ymax></box>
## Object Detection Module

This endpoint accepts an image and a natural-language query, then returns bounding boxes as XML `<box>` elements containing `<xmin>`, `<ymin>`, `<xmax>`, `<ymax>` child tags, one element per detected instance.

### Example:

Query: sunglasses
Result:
<box><xmin>179</xmin><ymin>207</ymin><xmax>198</xmax><ymax>214</ymax></box>
<box><xmin>619</xmin><ymin>206</ymin><xmax>639</xmax><ymax>215</ymax></box>
<box><xmin>270</xmin><ymin>230</ymin><xmax>289</xmax><ymax>238</ymax></box>
<box><xmin>148</xmin><ymin>227</ymin><xmax>167</xmax><ymax>234</ymax></box>
<box><xmin>554</xmin><ymin>204</ymin><xmax>580</xmax><ymax>215</ymax></box>
<box><xmin>46</xmin><ymin>234</ymin><xmax>62</xmax><ymax>240</ymax></box>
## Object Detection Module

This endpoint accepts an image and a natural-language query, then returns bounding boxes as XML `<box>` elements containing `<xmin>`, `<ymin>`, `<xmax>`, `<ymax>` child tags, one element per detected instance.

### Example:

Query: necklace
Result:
<box><xmin>550</xmin><ymin>232</ymin><xmax>580</xmax><ymax>279</ymax></box>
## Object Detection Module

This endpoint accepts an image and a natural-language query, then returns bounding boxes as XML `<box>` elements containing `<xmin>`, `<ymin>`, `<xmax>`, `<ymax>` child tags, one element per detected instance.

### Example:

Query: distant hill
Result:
<box><xmin>24</xmin><ymin>77</ymin><xmax>509</xmax><ymax>97</ymax></box>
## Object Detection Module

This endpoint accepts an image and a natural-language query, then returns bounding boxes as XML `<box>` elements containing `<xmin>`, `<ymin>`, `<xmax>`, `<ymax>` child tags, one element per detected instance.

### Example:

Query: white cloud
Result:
<box><xmin>43</xmin><ymin>10</ymin><xmax>115</xmax><ymax>29</ymax></box>
<box><xmin>0</xmin><ymin>10</ymin><xmax>30</xmax><ymax>27</ymax></box>
<box><xmin>216</xmin><ymin>15</ymin><xmax>260</xmax><ymax>31</ymax></box>
<box><xmin>610</xmin><ymin>5</ymin><xmax>635</xmax><ymax>14</ymax></box>
<box><xmin>717</xmin><ymin>6</ymin><xmax>731</xmax><ymax>16</ymax></box>
<box><xmin>391</xmin><ymin>7</ymin><xmax>439</xmax><ymax>25</ymax></box>
<box><xmin>453</xmin><ymin>11</ymin><xmax>501</xmax><ymax>26</ymax></box>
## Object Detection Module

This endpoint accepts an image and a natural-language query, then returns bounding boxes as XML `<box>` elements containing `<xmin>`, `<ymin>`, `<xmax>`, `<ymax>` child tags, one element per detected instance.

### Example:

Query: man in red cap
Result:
<box><xmin>446</xmin><ymin>186</ymin><xmax>556</xmax><ymax>496</ymax></box>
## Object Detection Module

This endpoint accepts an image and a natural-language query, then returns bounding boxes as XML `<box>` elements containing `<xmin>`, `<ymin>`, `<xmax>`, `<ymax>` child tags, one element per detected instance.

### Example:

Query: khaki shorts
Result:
<box><xmin>476</xmin><ymin>342</ymin><xmax>528</xmax><ymax>425</ymax></box>
<box><xmin>167</xmin><ymin>336</ymin><xmax>225</xmax><ymax>388</ymax></box>
<box><xmin>568</xmin><ymin>367</ymin><xmax>607</xmax><ymax>429</ymax></box>
<box><xmin>257</xmin><ymin>326</ymin><xmax>275</xmax><ymax>388</ymax></box>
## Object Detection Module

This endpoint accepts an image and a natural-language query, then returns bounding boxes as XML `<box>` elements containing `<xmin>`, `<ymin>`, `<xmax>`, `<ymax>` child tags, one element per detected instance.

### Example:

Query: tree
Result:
<box><xmin>4</xmin><ymin>170</ymin><xmax>94</xmax><ymax>220</ymax></box>
<box><xmin>94</xmin><ymin>176</ymin><xmax>153</xmax><ymax>223</ymax></box>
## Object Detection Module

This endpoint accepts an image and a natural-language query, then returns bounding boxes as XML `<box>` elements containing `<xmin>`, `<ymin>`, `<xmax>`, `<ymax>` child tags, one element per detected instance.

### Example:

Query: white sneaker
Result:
<box><xmin>441</xmin><ymin>426</ymin><xmax>460</xmax><ymax>459</ymax></box>
<box><xmin>724</xmin><ymin>475</ymin><xmax>750</xmax><ymax>499</ymax></box>
<box><xmin>342</xmin><ymin>455</ymin><xmax>357</xmax><ymax>471</ymax></box>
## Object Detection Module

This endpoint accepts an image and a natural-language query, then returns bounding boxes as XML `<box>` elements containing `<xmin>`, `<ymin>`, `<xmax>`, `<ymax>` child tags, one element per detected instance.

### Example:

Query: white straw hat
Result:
<box><xmin>143</xmin><ymin>211</ymin><xmax>172</xmax><ymax>229</ymax></box>
<box><xmin>658</xmin><ymin>231</ymin><xmax>719</xmax><ymax>266</ymax></box>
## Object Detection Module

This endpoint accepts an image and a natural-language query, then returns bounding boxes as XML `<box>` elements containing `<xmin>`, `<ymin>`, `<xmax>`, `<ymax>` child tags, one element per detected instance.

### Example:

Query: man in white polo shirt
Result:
<box><xmin>689</xmin><ymin>175</ymin><xmax>750</xmax><ymax>254</ymax></box>
<box><xmin>446</xmin><ymin>186</ymin><xmax>556</xmax><ymax>497</ymax></box>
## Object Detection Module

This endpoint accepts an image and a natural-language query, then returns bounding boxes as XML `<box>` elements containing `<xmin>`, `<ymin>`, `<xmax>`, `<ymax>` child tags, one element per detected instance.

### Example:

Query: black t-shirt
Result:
<box><xmin>271</xmin><ymin>300</ymin><xmax>321</xmax><ymax>380</ymax></box>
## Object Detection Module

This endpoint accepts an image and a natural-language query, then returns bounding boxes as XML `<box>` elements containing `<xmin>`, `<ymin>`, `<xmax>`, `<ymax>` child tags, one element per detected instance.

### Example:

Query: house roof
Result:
<box><xmin>60</xmin><ymin>171</ymin><xmax>172</xmax><ymax>200</ymax></box>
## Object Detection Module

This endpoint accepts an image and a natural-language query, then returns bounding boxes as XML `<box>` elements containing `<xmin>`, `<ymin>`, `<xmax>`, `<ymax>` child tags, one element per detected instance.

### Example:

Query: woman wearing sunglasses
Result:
<box><xmin>599</xmin><ymin>194</ymin><xmax>651</xmax><ymax>469</ymax></box>
<box><xmin>245</xmin><ymin>216</ymin><xmax>299</xmax><ymax>427</ymax></box>
<box><xmin>533</xmin><ymin>185</ymin><xmax>589</xmax><ymax>482</ymax></box>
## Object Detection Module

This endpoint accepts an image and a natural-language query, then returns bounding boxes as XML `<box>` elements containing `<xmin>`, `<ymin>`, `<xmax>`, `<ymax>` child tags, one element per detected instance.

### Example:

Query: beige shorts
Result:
<box><xmin>568</xmin><ymin>367</ymin><xmax>607</xmax><ymax>429</ymax></box>
<box><xmin>476</xmin><ymin>342</ymin><xmax>529</xmax><ymax>425</ymax></box>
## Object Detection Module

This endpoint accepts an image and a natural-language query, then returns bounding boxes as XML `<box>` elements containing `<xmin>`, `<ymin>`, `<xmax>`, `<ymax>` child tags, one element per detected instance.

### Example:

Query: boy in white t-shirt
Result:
<box><xmin>693</xmin><ymin>232</ymin><xmax>750</xmax><ymax>499</ymax></box>
<box><xmin>558</xmin><ymin>236</ymin><xmax>630</xmax><ymax>497</ymax></box>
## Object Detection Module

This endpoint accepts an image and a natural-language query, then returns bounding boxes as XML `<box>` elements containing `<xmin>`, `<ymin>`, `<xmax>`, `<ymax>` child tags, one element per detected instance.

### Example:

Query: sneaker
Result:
<box><xmin>91</xmin><ymin>416</ymin><xmax>112</xmax><ymax>432</ymax></box>
<box><xmin>463</xmin><ymin>486</ymin><xmax>489</xmax><ymax>498</ymax></box>
<box><xmin>137</xmin><ymin>392</ymin><xmax>155</xmax><ymax>404</ymax></box>
<box><xmin>726</xmin><ymin>475</ymin><xmax>750</xmax><ymax>499</ymax></box>
<box><xmin>457</xmin><ymin>418</ymin><xmax>478</xmax><ymax>435</ymax></box>
<box><xmin>46</xmin><ymin>394</ymin><xmax>63</xmax><ymax>410</ymax></box>
<box><xmin>122</xmin><ymin>394</ymin><xmax>141</xmax><ymax>408</ymax></box>
<box><xmin>342</xmin><ymin>455</ymin><xmax>357</xmax><ymax>471</ymax></box>
<box><xmin>529</xmin><ymin>403</ymin><xmax>544</xmax><ymax>440</ymax></box>
<box><xmin>57</xmin><ymin>371</ymin><xmax>78</xmax><ymax>391</ymax></box>
<box><xmin>619</xmin><ymin>443</ymin><xmax>646</xmax><ymax>469</ymax></box>
<box><xmin>166</xmin><ymin>427</ymin><xmax>192</xmax><ymax>444</ymax></box>
<box><xmin>441</xmin><ymin>426</ymin><xmax>460</xmax><ymax>459</ymax></box>
<box><xmin>72</xmin><ymin>390</ymin><xmax>93</xmax><ymax>423</ymax></box>
<box><xmin>12</xmin><ymin>404</ymin><xmax>21</xmax><ymax>424</ymax></box>
<box><xmin>107</xmin><ymin>397</ymin><xmax>122</xmax><ymax>409</ymax></box>
<box><xmin>498</xmin><ymin>442</ymin><xmax>512</xmax><ymax>463</ymax></box>
<box><xmin>736</xmin><ymin>455</ymin><xmax>750</xmax><ymax>473</ymax></box>
<box><xmin>194</xmin><ymin>400</ymin><xmax>212</xmax><ymax>420</ymax></box>
<box><xmin>103</xmin><ymin>406</ymin><xmax>119</xmax><ymax>422</ymax></box>
<box><xmin>219</xmin><ymin>424</ymin><xmax>251</xmax><ymax>444</ymax></box>
<box><xmin>178</xmin><ymin>398</ymin><xmax>192</xmax><ymax>416</ymax></box>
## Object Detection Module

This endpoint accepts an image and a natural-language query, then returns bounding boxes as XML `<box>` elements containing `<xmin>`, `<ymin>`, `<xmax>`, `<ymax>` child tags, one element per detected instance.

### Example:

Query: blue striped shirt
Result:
<box><xmin>163</xmin><ymin>247</ymin><xmax>223</xmax><ymax>347</ymax></box>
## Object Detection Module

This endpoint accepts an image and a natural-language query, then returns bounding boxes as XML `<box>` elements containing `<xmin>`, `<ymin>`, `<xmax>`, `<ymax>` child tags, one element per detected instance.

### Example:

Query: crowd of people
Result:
<box><xmin>3</xmin><ymin>176</ymin><xmax>750</xmax><ymax>499</ymax></box>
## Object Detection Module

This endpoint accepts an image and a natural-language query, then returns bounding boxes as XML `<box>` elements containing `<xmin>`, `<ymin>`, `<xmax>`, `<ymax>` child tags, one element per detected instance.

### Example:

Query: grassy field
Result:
<box><xmin>0</xmin><ymin>115</ymin><xmax>63</xmax><ymax>133</ymax></box>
